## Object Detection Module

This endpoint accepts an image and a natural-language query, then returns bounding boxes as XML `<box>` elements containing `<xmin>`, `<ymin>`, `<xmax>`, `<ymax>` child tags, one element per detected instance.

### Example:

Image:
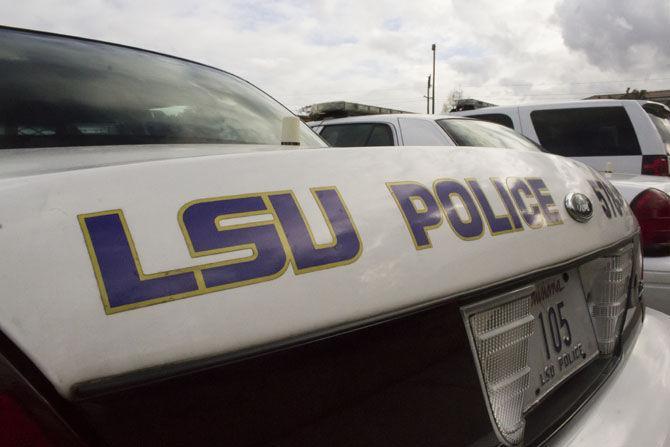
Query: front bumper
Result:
<box><xmin>643</xmin><ymin>257</ymin><xmax>670</xmax><ymax>314</ymax></box>
<box><xmin>548</xmin><ymin>308</ymin><xmax>670</xmax><ymax>446</ymax></box>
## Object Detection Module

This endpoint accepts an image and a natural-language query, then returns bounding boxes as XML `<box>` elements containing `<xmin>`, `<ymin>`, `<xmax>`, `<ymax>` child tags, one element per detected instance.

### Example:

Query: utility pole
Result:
<box><xmin>431</xmin><ymin>43</ymin><xmax>436</xmax><ymax>114</ymax></box>
<box><xmin>425</xmin><ymin>75</ymin><xmax>431</xmax><ymax>113</ymax></box>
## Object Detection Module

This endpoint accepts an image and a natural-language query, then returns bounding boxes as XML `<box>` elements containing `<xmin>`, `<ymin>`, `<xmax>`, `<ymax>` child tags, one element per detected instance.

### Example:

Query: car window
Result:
<box><xmin>436</xmin><ymin>118</ymin><xmax>542</xmax><ymax>151</ymax></box>
<box><xmin>319</xmin><ymin>123</ymin><xmax>394</xmax><ymax>147</ymax></box>
<box><xmin>398</xmin><ymin>118</ymin><xmax>450</xmax><ymax>146</ymax></box>
<box><xmin>466</xmin><ymin>113</ymin><xmax>514</xmax><ymax>129</ymax></box>
<box><xmin>643</xmin><ymin>104</ymin><xmax>670</xmax><ymax>154</ymax></box>
<box><xmin>0</xmin><ymin>29</ymin><xmax>325</xmax><ymax>149</ymax></box>
<box><xmin>367</xmin><ymin>124</ymin><xmax>394</xmax><ymax>146</ymax></box>
<box><xmin>530</xmin><ymin>107</ymin><xmax>641</xmax><ymax>157</ymax></box>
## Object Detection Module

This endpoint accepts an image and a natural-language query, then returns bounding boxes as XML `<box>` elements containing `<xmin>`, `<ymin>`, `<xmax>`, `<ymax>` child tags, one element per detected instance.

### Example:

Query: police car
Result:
<box><xmin>0</xmin><ymin>27</ymin><xmax>669</xmax><ymax>447</ymax></box>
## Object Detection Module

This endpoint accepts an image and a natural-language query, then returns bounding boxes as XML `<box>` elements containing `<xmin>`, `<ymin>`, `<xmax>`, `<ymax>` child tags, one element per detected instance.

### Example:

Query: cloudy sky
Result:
<box><xmin>2</xmin><ymin>0</ymin><xmax>670</xmax><ymax>113</ymax></box>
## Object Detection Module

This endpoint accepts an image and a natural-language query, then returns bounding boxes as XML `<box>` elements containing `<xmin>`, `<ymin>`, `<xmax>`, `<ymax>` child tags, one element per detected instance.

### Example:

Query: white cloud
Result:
<box><xmin>555</xmin><ymin>0</ymin><xmax>670</xmax><ymax>71</ymax></box>
<box><xmin>1</xmin><ymin>0</ymin><xmax>669</xmax><ymax>112</ymax></box>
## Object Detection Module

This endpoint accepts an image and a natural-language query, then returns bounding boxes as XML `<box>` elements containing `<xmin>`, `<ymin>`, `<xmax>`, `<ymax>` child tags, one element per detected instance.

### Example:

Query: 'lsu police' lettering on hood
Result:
<box><xmin>79</xmin><ymin>178</ymin><xmax>561</xmax><ymax>314</ymax></box>
<box><xmin>387</xmin><ymin>177</ymin><xmax>563</xmax><ymax>250</ymax></box>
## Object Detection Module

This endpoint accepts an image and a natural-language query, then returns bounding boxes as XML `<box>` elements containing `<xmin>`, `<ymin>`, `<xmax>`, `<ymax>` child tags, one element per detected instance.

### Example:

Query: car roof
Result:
<box><xmin>453</xmin><ymin>99</ymin><xmax>670</xmax><ymax>115</ymax></box>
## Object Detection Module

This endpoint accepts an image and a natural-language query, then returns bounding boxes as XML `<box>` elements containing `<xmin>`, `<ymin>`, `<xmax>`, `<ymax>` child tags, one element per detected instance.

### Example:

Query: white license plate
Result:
<box><xmin>523</xmin><ymin>269</ymin><xmax>599</xmax><ymax>411</ymax></box>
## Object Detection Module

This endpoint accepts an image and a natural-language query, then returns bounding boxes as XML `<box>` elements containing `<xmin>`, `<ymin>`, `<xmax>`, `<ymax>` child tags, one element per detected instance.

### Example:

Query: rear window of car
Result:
<box><xmin>530</xmin><ymin>107</ymin><xmax>641</xmax><ymax>157</ymax></box>
<box><xmin>0</xmin><ymin>29</ymin><xmax>324</xmax><ymax>149</ymax></box>
<box><xmin>643</xmin><ymin>104</ymin><xmax>670</xmax><ymax>154</ymax></box>
<box><xmin>319</xmin><ymin>123</ymin><xmax>394</xmax><ymax>147</ymax></box>
<box><xmin>467</xmin><ymin>113</ymin><xmax>514</xmax><ymax>129</ymax></box>
<box><xmin>436</xmin><ymin>118</ymin><xmax>542</xmax><ymax>151</ymax></box>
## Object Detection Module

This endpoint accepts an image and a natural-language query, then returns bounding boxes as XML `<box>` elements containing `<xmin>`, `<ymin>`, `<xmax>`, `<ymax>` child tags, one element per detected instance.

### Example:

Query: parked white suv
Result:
<box><xmin>456</xmin><ymin>101</ymin><xmax>670</xmax><ymax>313</ymax></box>
<box><xmin>455</xmin><ymin>100</ymin><xmax>670</xmax><ymax>176</ymax></box>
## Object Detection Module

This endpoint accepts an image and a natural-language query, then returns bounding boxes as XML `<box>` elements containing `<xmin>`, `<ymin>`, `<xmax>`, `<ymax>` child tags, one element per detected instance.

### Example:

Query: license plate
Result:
<box><xmin>523</xmin><ymin>269</ymin><xmax>599</xmax><ymax>411</ymax></box>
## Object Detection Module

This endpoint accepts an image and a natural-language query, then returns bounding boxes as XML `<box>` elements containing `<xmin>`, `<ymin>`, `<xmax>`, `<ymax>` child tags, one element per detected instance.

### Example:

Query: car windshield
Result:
<box><xmin>0</xmin><ymin>29</ymin><xmax>325</xmax><ymax>149</ymax></box>
<box><xmin>437</xmin><ymin>118</ymin><xmax>542</xmax><ymax>151</ymax></box>
<box><xmin>643</xmin><ymin>104</ymin><xmax>670</xmax><ymax>155</ymax></box>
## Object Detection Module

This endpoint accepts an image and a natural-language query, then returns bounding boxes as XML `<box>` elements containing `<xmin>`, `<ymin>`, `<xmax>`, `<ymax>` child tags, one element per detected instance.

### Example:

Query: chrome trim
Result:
<box><xmin>564</xmin><ymin>192</ymin><xmax>593</xmax><ymax>223</ymax></box>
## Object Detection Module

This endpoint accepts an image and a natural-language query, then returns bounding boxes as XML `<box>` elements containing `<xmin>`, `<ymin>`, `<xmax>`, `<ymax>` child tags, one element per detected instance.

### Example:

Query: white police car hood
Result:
<box><xmin>0</xmin><ymin>144</ymin><xmax>637</xmax><ymax>397</ymax></box>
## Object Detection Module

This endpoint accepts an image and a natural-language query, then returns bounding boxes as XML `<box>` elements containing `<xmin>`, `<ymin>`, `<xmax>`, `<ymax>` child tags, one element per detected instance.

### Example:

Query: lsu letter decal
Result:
<box><xmin>506</xmin><ymin>178</ymin><xmax>545</xmax><ymax>229</ymax></box>
<box><xmin>79</xmin><ymin>211</ymin><xmax>200</xmax><ymax>312</ymax></box>
<box><xmin>386</xmin><ymin>182</ymin><xmax>442</xmax><ymax>249</ymax></box>
<box><xmin>179</xmin><ymin>194</ymin><xmax>289</xmax><ymax>291</ymax></box>
<box><xmin>389</xmin><ymin>177</ymin><xmax>563</xmax><ymax>250</ymax></box>
<box><xmin>79</xmin><ymin>187</ymin><xmax>362</xmax><ymax>314</ymax></box>
<box><xmin>433</xmin><ymin>179</ymin><xmax>485</xmax><ymax>241</ymax></box>
<box><xmin>269</xmin><ymin>188</ymin><xmax>362</xmax><ymax>273</ymax></box>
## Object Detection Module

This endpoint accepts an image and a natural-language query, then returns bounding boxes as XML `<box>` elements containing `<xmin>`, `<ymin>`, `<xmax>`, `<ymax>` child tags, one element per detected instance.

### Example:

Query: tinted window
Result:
<box><xmin>319</xmin><ymin>123</ymin><xmax>394</xmax><ymax>147</ymax></box>
<box><xmin>436</xmin><ymin>118</ymin><xmax>542</xmax><ymax>151</ymax></box>
<box><xmin>0</xmin><ymin>29</ymin><xmax>324</xmax><ymax>149</ymax></box>
<box><xmin>530</xmin><ymin>107</ymin><xmax>641</xmax><ymax>157</ymax></box>
<box><xmin>367</xmin><ymin>124</ymin><xmax>395</xmax><ymax>146</ymax></box>
<box><xmin>468</xmin><ymin>113</ymin><xmax>514</xmax><ymax>129</ymax></box>
<box><xmin>643</xmin><ymin>104</ymin><xmax>670</xmax><ymax>154</ymax></box>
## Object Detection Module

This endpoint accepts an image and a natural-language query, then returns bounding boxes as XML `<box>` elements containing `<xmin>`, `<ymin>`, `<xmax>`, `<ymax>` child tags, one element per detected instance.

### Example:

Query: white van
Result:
<box><xmin>455</xmin><ymin>100</ymin><xmax>670</xmax><ymax>176</ymax></box>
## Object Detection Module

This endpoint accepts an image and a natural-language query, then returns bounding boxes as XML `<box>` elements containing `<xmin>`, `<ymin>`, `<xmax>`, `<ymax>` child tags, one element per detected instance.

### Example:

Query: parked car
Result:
<box><xmin>454</xmin><ymin>99</ymin><xmax>670</xmax><ymax>176</ymax></box>
<box><xmin>598</xmin><ymin>173</ymin><xmax>670</xmax><ymax>314</ymax></box>
<box><xmin>455</xmin><ymin>103</ymin><xmax>670</xmax><ymax>314</ymax></box>
<box><xmin>309</xmin><ymin>113</ymin><xmax>543</xmax><ymax>151</ymax></box>
<box><xmin>0</xmin><ymin>27</ymin><xmax>668</xmax><ymax>447</ymax></box>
